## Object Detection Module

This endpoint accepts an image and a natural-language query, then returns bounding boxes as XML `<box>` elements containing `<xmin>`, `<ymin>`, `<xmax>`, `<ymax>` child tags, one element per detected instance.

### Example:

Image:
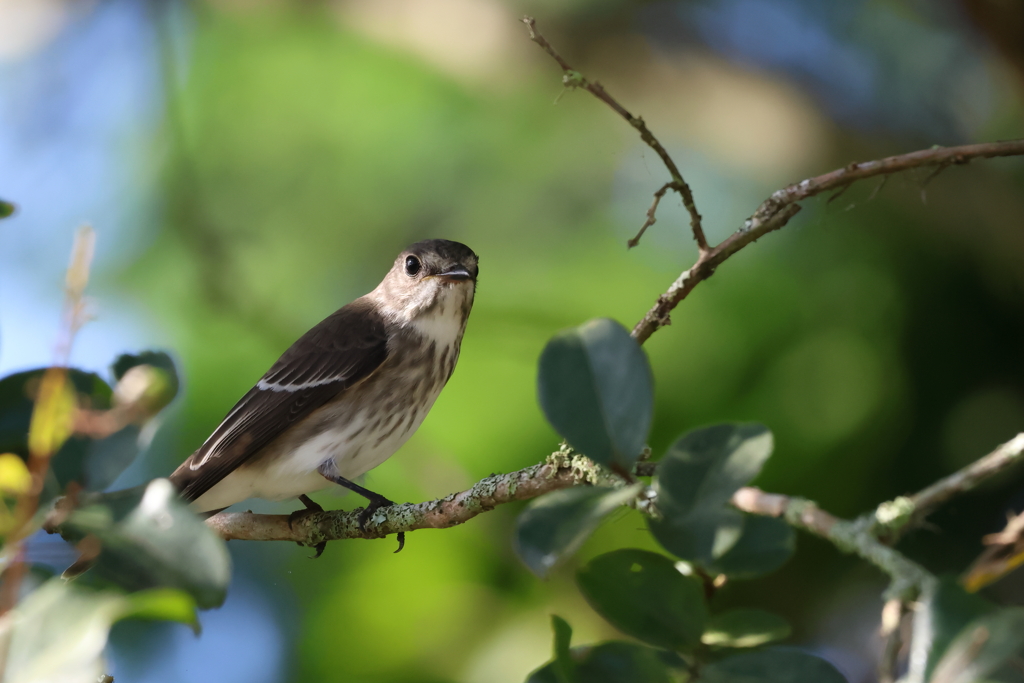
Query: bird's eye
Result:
<box><xmin>404</xmin><ymin>255</ymin><xmax>421</xmax><ymax>277</ymax></box>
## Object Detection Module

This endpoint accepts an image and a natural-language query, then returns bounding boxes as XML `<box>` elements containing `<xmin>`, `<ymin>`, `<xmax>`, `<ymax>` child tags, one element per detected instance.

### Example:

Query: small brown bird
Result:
<box><xmin>169</xmin><ymin>239</ymin><xmax>478</xmax><ymax>554</ymax></box>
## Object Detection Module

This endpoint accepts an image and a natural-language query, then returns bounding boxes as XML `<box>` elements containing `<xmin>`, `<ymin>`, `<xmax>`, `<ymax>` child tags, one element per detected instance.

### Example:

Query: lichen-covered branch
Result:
<box><xmin>731</xmin><ymin>487</ymin><xmax>936</xmax><ymax>600</ymax></box>
<box><xmin>866</xmin><ymin>432</ymin><xmax>1024</xmax><ymax>542</ymax></box>
<box><xmin>631</xmin><ymin>140</ymin><xmax>1024</xmax><ymax>344</ymax></box>
<box><xmin>728</xmin><ymin>434</ymin><xmax>1024</xmax><ymax>596</ymax></box>
<box><xmin>207</xmin><ymin>447</ymin><xmax>596</xmax><ymax>545</ymax></box>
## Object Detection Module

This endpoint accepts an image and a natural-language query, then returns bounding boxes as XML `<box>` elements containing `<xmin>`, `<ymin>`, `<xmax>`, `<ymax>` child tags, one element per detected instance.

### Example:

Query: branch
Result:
<box><xmin>631</xmin><ymin>140</ymin><xmax>1024</xmax><ymax>344</ymax></box>
<box><xmin>869</xmin><ymin>432</ymin><xmax>1024</xmax><ymax>542</ymax></box>
<box><xmin>907</xmin><ymin>432</ymin><xmax>1024</xmax><ymax>523</ymax></box>
<box><xmin>628</xmin><ymin>182</ymin><xmax>673</xmax><ymax>248</ymax></box>
<box><xmin>522</xmin><ymin>16</ymin><xmax>708</xmax><ymax>253</ymax></box>
<box><xmin>207</xmin><ymin>446</ymin><xmax>596</xmax><ymax>545</ymax></box>
<box><xmin>730</xmin><ymin>487</ymin><xmax>936</xmax><ymax>600</ymax></box>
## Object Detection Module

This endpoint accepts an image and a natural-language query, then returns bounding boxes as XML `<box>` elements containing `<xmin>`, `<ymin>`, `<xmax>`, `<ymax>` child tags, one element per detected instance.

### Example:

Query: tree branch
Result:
<box><xmin>522</xmin><ymin>16</ymin><xmax>708</xmax><ymax>253</ymax></box>
<box><xmin>907</xmin><ymin>432</ymin><xmax>1024</xmax><ymax>523</ymax></box>
<box><xmin>869</xmin><ymin>432</ymin><xmax>1024</xmax><ymax>542</ymax></box>
<box><xmin>730</xmin><ymin>487</ymin><xmax>936</xmax><ymax>600</ymax></box>
<box><xmin>628</xmin><ymin>182</ymin><xmax>673</xmax><ymax>249</ymax></box>
<box><xmin>207</xmin><ymin>446</ymin><xmax>598</xmax><ymax>545</ymax></box>
<box><xmin>631</xmin><ymin>140</ymin><xmax>1024</xmax><ymax>344</ymax></box>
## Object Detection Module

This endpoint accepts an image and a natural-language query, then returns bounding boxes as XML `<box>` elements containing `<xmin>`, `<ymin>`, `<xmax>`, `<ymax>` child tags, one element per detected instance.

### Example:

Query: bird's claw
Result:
<box><xmin>357</xmin><ymin>495</ymin><xmax>405</xmax><ymax>553</ymax></box>
<box><xmin>291</xmin><ymin>494</ymin><xmax>327</xmax><ymax>558</ymax></box>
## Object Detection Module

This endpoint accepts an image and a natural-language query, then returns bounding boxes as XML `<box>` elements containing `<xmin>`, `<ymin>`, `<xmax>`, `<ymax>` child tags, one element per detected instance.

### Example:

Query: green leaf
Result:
<box><xmin>121</xmin><ymin>588</ymin><xmax>201</xmax><ymax>633</ymax></box>
<box><xmin>0</xmin><ymin>580</ymin><xmax>196</xmax><ymax>682</ymax></box>
<box><xmin>575</xmin><ymin>642</ymin><xmax>678</xmax><ymax>683</ymax></box>
<box><xmin>707</xmin><ymin>515</ymin><xmax>796</xmax><ymax>579</ymax></box>
<box><xmin>649</xmin><ymin>505</ymin><xmax>745</xmax><ymax>568</ymax></box>
<box><xmin>703</xmin><ymin>609</ymin><xmax>792</xmax><ymax>648</ymax></box>
<box><xmin>551</xmin><ymin>615</ymin><xmax>576</xmax><ymax>683</ymax></box>
<box><xmin>701</xmin><ymin>647</ymin><xmax>848</xmax><ymax>683</ymax></box>
<box><xmin>83</xmin><ymin>425</ymin><xmax>145</xmax><ymax>492</ymax></box>
<box><xmin>908</xmin><ymin>577</ymin><xmax>996</xmax><ymax>683</ymax></box>
<box><xmin>649</xmin><ymin>425</ymin><xmax>788</xmax><ymax>577</ymax></box>
<box><xmin>0</xmin><ymin>199</ymin><xmax>14</xmax><ymax>219</ymax></box>
<box><xmin>526</xmin><ymin>663</ymin><xmax>562</xmax><ymax>683</ymax></box>
<box><xmin>929</xmin><ymin>608</ymin><xmax>1024</xmax><ymax>683</ymax></box>
<box><xmin>514</xmin><ymin>484</ymin><xmax>642</xmax><ymax>578</ymax></box>
<box><xmin>537</xmin><ymin>318</ymin><xmax>654</xmax><ymax>471</ymax></box>
<box><xmin>528</xmin><ymin>643</ymin><xmax>679</xmax><ymax>683</ymax></box>
<box><xmin>656</xmin><ymin>424</ymin><xmax>774</xmax><ymax>515</ymax></box>
<box><xmin>110</xmin><ymin>351</ymin><xmax>180</xmax><ymax>416</ymax></box>
<box><xmin>526</xmin><ymin>641</ymin><xmax>680</xmax><ymax>683</ymax></box>
<box><xmin>576</xmin><ymin>549</ymin><xmax>707</xmax><ymax>652</ymax></box>
<box><xmin>64</xmin><ymin>479</ymin><xmax>232</xmax><ymax>608</ymax></box>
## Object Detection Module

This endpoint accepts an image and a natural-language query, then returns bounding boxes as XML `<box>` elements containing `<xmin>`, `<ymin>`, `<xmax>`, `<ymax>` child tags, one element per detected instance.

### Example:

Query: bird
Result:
<box><xmin>169</xmin><ymin>239</ymin><xmax>478</xmax><ymax>555</ymax></box>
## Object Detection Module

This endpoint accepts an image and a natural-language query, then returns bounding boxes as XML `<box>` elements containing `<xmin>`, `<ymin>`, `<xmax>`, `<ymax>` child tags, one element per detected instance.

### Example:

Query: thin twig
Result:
<box><xmin>631</xmin><ymin>205</ymin><xmax>801</xmax><ymax>342</ymax></box>
<box><xmin>628</xmin><ymin>182</ymin><xmax>674</xmax><ymax>248</ymax></box>
<box><xmin>866</xmin><ymin>435</ymin><xmax>1024</xmax><ymax>545</ymax></box>
<box><xmin>523</xmin><ymin>17</ymin><xmax>708</xmax><ymax>253</ymax></box>
<box><xmin>867</xmin><ymin>175</ymin><xmax>889</xmax><ymax>202</ymax></box>
<box><xmin>906</xmin><ymin>433</ymin><xmax>1024</xmax><ymax>529</ymax></box>
<box><xmin>827</xmin><ymin>182</ymin><xmax>852</xmax><ymax>204</ymax></box>
<box><xmin>631</xmin><ymin>139</ymin><xmax>1024</xmax><ymax>344</ymax></box>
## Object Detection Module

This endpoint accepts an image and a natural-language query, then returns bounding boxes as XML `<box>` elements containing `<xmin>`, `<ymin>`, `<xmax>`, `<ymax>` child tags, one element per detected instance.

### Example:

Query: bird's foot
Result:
<box><xmin>290</xmin><ymin>494</ymin><xmax>327</xmax><ymax>559</ymax></box>
<box><xmin>357</xmin><ymin>493</ymin><xmax>406</xmax><ymax>553</ymax></box>
<box><xmin>315</xmin><ymin>465</ymin><xmax>406</xmax><ymax>553</ymax></box>
<box><xmin>289</xmin><ymin>494</ymin><xmax>324</xmax><ymax>528</ymax></box>
<box><xmin>355</xmin><ymin>491</ymin><xmax>394</xmax><ymax>530</ymax></box>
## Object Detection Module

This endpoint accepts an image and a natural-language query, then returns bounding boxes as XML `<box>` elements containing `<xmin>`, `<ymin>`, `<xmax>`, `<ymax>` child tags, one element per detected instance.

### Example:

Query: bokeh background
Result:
<box><xmin>2</xmin><ymin>0</ymin><xmax>1024</xmax><ymax>681</ymax></box>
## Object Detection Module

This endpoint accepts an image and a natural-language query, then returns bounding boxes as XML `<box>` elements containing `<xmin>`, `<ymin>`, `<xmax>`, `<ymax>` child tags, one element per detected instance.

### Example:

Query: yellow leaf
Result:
<box><xmin>963</xmin><ymin>547</ymin><xmax>1024</xmax><ymax>593</ymax></box>
<box><xmin>28</xmin><ymin>369</ymin><xmax>77</xmax><ymax>459</ymax></box>
<box><xmin>0</xmin><ymin>454</ymin><xmax>31</xmax><ymax>496</ymax></box>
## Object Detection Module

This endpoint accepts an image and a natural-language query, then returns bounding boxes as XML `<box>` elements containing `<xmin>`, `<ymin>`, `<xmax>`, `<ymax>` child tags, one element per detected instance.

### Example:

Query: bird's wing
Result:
<box><xmin>170</xmin><ymin>299</ymin><xmax>390</xmax><ymax>503</ymax></box>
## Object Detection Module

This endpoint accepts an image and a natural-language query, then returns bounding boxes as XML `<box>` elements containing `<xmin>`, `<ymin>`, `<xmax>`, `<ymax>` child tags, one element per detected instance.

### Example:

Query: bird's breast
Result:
<box><xmin>258</xmin><ymin>327</ymin><xmax>463</xmax><ymax>488</ymax></box>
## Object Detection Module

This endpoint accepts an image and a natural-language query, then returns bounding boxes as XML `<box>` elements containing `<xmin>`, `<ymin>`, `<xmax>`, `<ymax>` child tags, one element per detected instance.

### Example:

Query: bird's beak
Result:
<box><xmin>438</xmin><ymin>265</ymin><xmax>473</xmax><ymax>282</ymax></box>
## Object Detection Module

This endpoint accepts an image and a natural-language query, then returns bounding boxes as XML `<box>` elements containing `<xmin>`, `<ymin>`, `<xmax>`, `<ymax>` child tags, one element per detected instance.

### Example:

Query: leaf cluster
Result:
<box><xmin>0</xmin><ymin>351</ymin><xmax>230</xmax><ymax>677</ymax></box>
<box><xmin>521</xmin><ymin>319</ymin><xmax>817</xmax><ymax>681</ymax></box>
<box><xmin>520</xmin><ymin>317</ymin><xmax>1024</xmax><ymax>683</ymax></box>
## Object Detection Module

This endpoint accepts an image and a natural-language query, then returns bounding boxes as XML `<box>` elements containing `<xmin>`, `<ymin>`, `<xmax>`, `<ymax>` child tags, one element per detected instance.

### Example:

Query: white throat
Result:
<box><xmin>409</xmin><ymin>284</ymin><xmax>473</xmax><ymax>346</ymax></box>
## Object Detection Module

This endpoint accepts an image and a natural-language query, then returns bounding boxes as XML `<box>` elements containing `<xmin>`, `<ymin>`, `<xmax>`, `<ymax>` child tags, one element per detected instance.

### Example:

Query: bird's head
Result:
<box><xmin>371</xmin><ymin>239</ymin><xmax>478</xmax><ymax>325</ymax></box>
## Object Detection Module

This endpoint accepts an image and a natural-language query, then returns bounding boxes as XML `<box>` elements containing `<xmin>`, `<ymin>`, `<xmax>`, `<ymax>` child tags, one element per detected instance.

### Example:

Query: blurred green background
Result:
<box><xmin>1</xmin><ymin>1</ymin><xmax>1024</xmax><ymax>682</ymax></box>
